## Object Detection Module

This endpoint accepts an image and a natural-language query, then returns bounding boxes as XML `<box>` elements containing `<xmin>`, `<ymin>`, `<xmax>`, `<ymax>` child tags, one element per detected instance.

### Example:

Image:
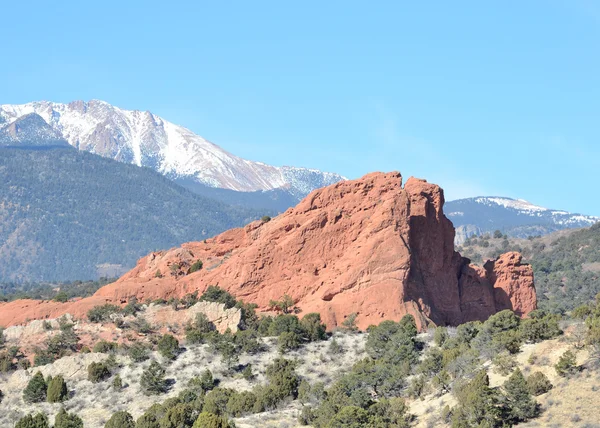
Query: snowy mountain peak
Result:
<box><xmin>0</xmin><ymin>100</ymin><xmax>345</xmax><ymax>194</ymax></box>
<box><xmin>473</xmin><ymin>197</ymin><xmax>548</xmax><ymax>213</ymax></box>
<box><xmin>446</xmin><ymin>196</ymin><xmax>600</xmax><ymax>243</ymax></box>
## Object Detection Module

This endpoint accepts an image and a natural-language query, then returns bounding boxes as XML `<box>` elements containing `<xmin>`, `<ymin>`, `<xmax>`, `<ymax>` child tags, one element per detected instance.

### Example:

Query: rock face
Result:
<box><xmin>0</xmin><ymin>172</ymin><xmax>537</xmax><ymax>330</ymax></box>
<box><xmin>144</xmin><ymin>301</ymin><xmax>242</xmax><ymax>333</ymax></box>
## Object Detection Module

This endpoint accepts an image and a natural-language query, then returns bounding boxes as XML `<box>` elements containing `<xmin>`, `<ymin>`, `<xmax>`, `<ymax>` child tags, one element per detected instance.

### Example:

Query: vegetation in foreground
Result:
<box><xmin>3</xmin><ymin>283</ymin><xmax>600</xmax><ymax>427</ymax></box>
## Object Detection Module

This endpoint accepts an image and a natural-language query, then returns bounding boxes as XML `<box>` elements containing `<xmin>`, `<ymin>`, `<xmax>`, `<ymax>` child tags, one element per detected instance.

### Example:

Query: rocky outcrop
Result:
<box><xmin>0</xmin><ymin>172</ymin><xmax>537</xmax><ymax>330</ymax></box>
<box><xmin>144</xmin><ymin>301</ymin><xmax>242</xmax><ymax>333</ymax></box>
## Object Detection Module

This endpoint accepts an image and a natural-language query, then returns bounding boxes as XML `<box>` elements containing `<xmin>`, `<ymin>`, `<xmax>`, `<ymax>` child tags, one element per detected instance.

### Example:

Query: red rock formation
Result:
<box><xmin>0</xmin><ymin>172</ymin><xmax>537</xmax><ymax>330</ymax></box>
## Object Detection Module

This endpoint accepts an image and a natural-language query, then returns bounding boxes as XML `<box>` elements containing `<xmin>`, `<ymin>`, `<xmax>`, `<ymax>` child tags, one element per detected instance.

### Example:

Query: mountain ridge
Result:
<box><xmin>446</xmin><ymin>196</ymin><xmax>599</xmax><ymax>243</ymax></box>
<box><xmin>0</xmin><ymin>100</ymin><xmax>345</xmax><ymax>196</ymax></box>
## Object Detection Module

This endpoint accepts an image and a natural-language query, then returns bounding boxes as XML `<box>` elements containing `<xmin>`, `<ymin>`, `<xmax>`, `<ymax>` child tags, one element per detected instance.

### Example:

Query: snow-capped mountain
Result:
<box><xmin>446</xmin><ymin>196</ymin><xmax>600</xmax><ymax>243</ymax></box>
<box><xmin>0</xmin><ymin>100</ymin><xmax>344</xmax><ymax>194</ymax></box>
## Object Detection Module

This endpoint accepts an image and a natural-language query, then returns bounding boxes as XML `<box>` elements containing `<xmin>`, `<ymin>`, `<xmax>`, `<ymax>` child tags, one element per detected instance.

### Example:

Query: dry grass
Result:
<box><xmin>0</xmin><ymin>332</ymin><xmax>367</xmax><ymax>428</ymax></box>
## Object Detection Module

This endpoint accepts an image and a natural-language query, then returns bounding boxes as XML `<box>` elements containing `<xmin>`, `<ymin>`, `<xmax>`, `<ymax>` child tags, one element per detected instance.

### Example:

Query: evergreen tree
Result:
<box><xmin>54</xmin><ymin>408</ymin><xmax>84</xmax><ymax>428</ymax></box>
<box><xmin>105</xmin><ymin>411</ymin><xmax>135</xmax><ymax>428</ymax></box>
<box><xmin>451</xmin><ymin>370</ymin><xmax>501</xmax><ymax>427</ymax></box>
<box><xmin>192</xmin><ymin>412</ymin><xmax>233</xmax><ymax>428</ymax></box>
<box><xmin>15</xmin><ymin>413</ymin><xmax>49</xmax><ymax>428</ymax></box>
<box><xmin>141</xmin><ymin>360</ymin><xmax>168</xmax><ymax>395</ymax></box>
<box><xmin>555</xmin><ymin>349</ymin><xmax>578</xmax><ymax>376</ymax></box>
<box><xmin>47</xmin><ymin>375</ymin><xmax>69</xmax><ymax>403</ymax></box>
<box><xmin>23</xmin><ymin>372</ymin><xmax>47</xmax><ymax>403</ymax></box>
<box><xmin>158</xmin><ymin>334</ymin><xmax>180</xmax><ymax>360</ymax></box>
<box><xmin>502</xmin><ymin>368</ymin><xmax>538</xmax><ymax>423</ymax></box>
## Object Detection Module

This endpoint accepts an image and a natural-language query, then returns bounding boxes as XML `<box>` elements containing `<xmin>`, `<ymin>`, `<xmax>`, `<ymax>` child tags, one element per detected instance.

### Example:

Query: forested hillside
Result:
<box><xmin>458</xmin><ymin>224</ymin><xmax>600</xmax><ymax>313</ymax></box>
<box><xmin>0</xmin><ymin>147</ymin><xmax>267</xmax><ymax>282</ymax></box>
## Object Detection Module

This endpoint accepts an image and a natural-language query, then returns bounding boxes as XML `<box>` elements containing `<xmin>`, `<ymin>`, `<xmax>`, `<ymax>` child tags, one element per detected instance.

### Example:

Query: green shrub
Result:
<box><xmin>129</xmin><ymin>342</ymin><xmax>150</xmax><ymax>362</ymax></box>
<box><xmin>192</xmin><ymin>412</ymin><xmax>234</xmax><ymax>428</ymax></box>
<box><xmin>135</xmin><ymin>403</ymin><xmax>165</xmax><ymax>428</ymax></box>
<box><xmin>188</xmin><ymin>369</ymin><xmax>215</xmax><ymax>393</ymax></box>
<box><xmin>267</xmin><ymin>314</ymin><xmax>303</xmax><ymax>337</ymax></box>
<box><xmin>328</xmin><ymin>406</ymin><xmax>369</xmax><ymax>427</ymax></box>
<box><xmin>88</xmin><ymin>361</ymin><xmax>111</xmax><ymax>383</ymax></box>
<box><xmin>233</xmin><ymin>329</ymin><xmax>263</xmax><ymax>354</ymax></box>
<box><xmin>268</xmin><ymin>294</ymin><xmax>294</xmax><ymax>314</ymax></box>
<box><xmin>278</xmin><ymin>331</ymin><xmax>301</xmax><ymax>352</ymax></box>
<box><xmin>23</xmin><ymin>371</ymin><xmax>47</xmax><ymax>403</ymax></box>
<box><xmin>122</xmin><ymin>299</ymin><xmax>142</xmax><ymax>316</ymax></box>
<box><xmin>105</xmin><ymin>411</ymin><xmax>135</xmax><ymax>428</ymax></box>
<box><xmin>200</xmin><ymin>286</ymin><xmax>237</xmax><ymax>309</ymax></box>
<box><xmin>365</xmin><ymin>316</ymin><xmax>419</xmax><ymax>365</ymax></box>
<box><xmin>203</xmin><ymin>388</ymin><xmax>235</xmax><ymax>416</ymax></box>
<box><xmin>45</xmin><ymin>329</ymin><xmax>79</xmax><ymax>359</ymax></box>
<box><xmin>54</xmin><ymin>408</ymin><xmax>83</xmax><ymax>428</ymax></box>
<box><xmin>264</xmin><ymin>357</ymin><xmax>299</xmax><ymax>400</ymax></box>
<box><xmin>555</xmin><ymin>349</ymin><xmax>578</xmax><ymax>376</ymax></box>
<box><xmin>226</xmin><ymin>390</ymin><xmax>257</xmax><ymax>417</ymax></box>
<box><xmin>158</xmin><ymin>334</ymin><xmax>180</xmax><ymax>360</ymax></box>
<box><xmin>113</xmin><ymin>374</ymin><xmax>123</xmax><ymax>390</ymax></box>
<box><xmin>520</xmin><ymin>312</ymin><xmax>562</xmax><ymax>343</ymax></box>
<box><xmin>87</xmin><ymin>304</ymin><xmax>121</xmax><ymax>323</ymax></box>
<box><xmin>47</xmin><ymin>375</ymin><xmax>68</xmax><ymax>403</ymax></box>
<box><xmin>195</xmin><ymin>313</ymin><xmax>216</xmax><ymax>333</ymax></box>
<box><xmin>261</xmin><ymin>215</ymin><xmax>271</xmax><ymax>223</ymax></box>
<box><xmin>451</xmin><ymin>370</ymin><xmax>501</xmax><ymax>427</ymax></box>
<box><xmin>141</xmin><ymin>360</ymin><xmax>168</xmax><ymax>395</ymax></box>
<box><xmin>492</xmin><ymin>352</ymin><xmax>517</xmax><ymax>376</ymax></box>
<box><xmin>341</xmin><ymin>313</ymin><xmax>359</xmax><ymax>332</ymax></box>
<box><xmin>527</xmin><ymin>371</ymin><xmax>553</xmax><ymax>396</ymax></box>
<box><xmin>15</xmin><ymin>413</ymin><xmax>50</xmax><ymax>428</ymax></box>
<box><xmin>502</xmin><ymin>368</ymin><xmax>539</xmax><ymax>423</ymax></box>
<box><xmin>300</xmin><ymin>313</ymin><xmax>327</xmax><ymax>341</ymax></box>
<box><xmin>93</xmin><ymin>340</ymin><xmax>118</xmax><ymax>353</ymax></box>
<box><xmin>53</xmin><ymin>291</ymin><xmax>69</xmax><ymax>303</ymax></box>
<box><xmin>188</xmin><ymin>260</ymin><xmax>203</xmax><ymax>274</ymax></box>
<box><xmin>159</xmin><ymin>403</ymin><xmax>195</xmax><ymax>428</ymax></box>
<box><xmin>242</xmin><ymin>364</ymin><xmax>254</xmax><ymax>381</ymax></box>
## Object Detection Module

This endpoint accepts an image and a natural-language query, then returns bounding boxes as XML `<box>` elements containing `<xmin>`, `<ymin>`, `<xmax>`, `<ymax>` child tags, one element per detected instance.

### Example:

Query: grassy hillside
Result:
<box><xmin>0</xmin><ymin>147</ymin><xmax>268</xmax><ymax>282</ymax></box>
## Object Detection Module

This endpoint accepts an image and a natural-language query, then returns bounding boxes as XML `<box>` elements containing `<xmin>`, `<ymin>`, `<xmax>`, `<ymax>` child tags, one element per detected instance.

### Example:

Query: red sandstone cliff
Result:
<box><xmin>0</xmin><ymin>172</ymin><xmax>537</xmax><ymax>330</ymax></box>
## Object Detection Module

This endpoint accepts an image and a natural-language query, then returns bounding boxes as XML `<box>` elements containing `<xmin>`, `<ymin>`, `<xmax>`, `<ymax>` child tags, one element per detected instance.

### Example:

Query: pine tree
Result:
<box><xmin>47</xmin><ymin>375</ymin><xmax>69</xmax><ymax>403</ymax></box>
<box><xmin>141</xmin><ymin>360</ymin><xmax>168</xmax><ymax>395</ymax></box>
<box><xmin>15</xmin><ymin>413</ymin><xmax>49</xmax><ymax>428</ymax></box>
<box><xmin>23</xmin><ymin>372</ymin><xmax>47</xmax><ymax>403</ymax></box>
<box><xmin>502</xmin><ymin>368</ymin><xmax>538</xmax><ymax>423</ymax></box>
<box><xmin>104</xmin><ymin>411</ymin><xmax>135</xmax><ymax>428</ymax></box>
<box><xmin>452</xmin><ymin>370</ymin><xmax>501</xmax><ymax>427</ymax></box>
<box><xmin>54</xmin><ymin>408</ymin><xmax>84</xmax><ymax>428</ymax></box>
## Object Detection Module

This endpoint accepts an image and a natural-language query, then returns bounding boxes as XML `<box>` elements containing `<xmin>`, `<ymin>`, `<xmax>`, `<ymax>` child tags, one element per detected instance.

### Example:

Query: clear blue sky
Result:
<box><xmin>2</xmin><ymin>1</ymin><xmax>599</xmax><ymax>215</ymax></box>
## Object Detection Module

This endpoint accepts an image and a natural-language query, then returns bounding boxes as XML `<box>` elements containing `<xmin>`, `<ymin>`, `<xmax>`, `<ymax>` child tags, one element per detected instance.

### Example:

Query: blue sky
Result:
<box><xmin>2</xmin><ymin>1</ymin><xmax>599</xmax><ymax>214</ymax></box>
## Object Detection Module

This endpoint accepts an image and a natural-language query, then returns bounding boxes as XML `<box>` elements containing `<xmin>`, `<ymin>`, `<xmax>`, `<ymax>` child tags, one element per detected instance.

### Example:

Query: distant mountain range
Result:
<box><xmin>0</xmin><ymin>132</ymin><xmax>265</xmax><ymax>281</ymax></box>
<box><xmin>446</xmin><ymin>197</ymin><xmax>599</xmax><ymax>243</ymax></box>
<box><xmin>0</xmin><ymin>101</ymin><xmax>344</xmax><ymax>200</ymax></box>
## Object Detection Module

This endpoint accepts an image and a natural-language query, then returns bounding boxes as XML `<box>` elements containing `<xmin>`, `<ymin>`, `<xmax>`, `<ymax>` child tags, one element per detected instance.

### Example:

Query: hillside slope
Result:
<box><xmin>457</xmin><ymin>223</ymin><xmax>600</xmax><ymax>313</ymax></box>
<box><xmin>446</xmin><ymin>197</ymin><xmax>598</xmax><ymax>243</ymax></box>
<box><xmin>0</xmin><ymin>147</ymin><xmax>265</xmax><ymax>282</ymax></box>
